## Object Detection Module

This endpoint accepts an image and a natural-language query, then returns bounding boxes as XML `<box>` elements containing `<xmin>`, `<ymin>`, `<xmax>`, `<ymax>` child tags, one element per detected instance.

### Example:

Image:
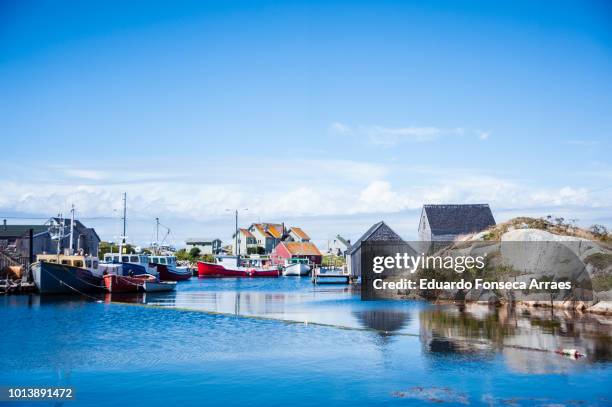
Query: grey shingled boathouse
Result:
<box><xmin>418</xmin><ymin>204</ymin><xmax>496</xmax><ymax>242</ymax></box>
<box><xmin>347</xmin><ymin>221</ymin><xmax>403</xmax><ymax>278</ymax></box>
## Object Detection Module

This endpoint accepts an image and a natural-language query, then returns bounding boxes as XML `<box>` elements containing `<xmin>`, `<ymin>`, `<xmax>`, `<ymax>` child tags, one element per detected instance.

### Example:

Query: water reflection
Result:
<box><xmin>353</xmin><ymin>310</ymin><xmax>411</xmax><ymax>333</ymax></box>
<box><xmin>419</xmin><ymin>303</ymin><xmax>612</xmax><ymax>372</ymax></box>
<box><xmin>7</xmin><ymin>278</ymin><xmax>610</xmax><ymax>377</ymax></box>
<box><xmin>102</xmin><ymin>282</ymin><xmax>612</xmax><ymax>371</ymax></box>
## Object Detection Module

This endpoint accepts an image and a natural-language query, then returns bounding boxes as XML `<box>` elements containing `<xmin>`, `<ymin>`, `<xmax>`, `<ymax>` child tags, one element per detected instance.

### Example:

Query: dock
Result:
<box><xmin>0</xmin><ymin>279</ymin><xmax>36</xmax><ymax>295</ymax></box>
<box><xmin>311</xmin><ymin>266</ymin><xmax>351</xmax><ymax>284</ymax></box>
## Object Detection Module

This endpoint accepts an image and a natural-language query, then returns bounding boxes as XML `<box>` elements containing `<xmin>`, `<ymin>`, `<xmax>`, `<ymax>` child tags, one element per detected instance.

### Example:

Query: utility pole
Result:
<box><xmin>227</xmin><ymin>208</ymin><xmax>247</xmax><ymax>257</ymax></box>
<box><xmin>235</xmin><ymin>210</ymin><xmax>238</xmax><ymax>256</ymax></box>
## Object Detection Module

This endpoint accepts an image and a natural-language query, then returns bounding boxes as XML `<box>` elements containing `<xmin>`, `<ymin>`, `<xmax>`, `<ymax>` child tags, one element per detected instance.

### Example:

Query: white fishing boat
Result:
<box><xmin>143</xmin><ymin>279</ymin><xmax>177</xmax><ymax>292</ymax></box>
<box><xmin>282</xmin><ymin>258</ymin><xmax>310</xmax><ymax>276</ymax></box>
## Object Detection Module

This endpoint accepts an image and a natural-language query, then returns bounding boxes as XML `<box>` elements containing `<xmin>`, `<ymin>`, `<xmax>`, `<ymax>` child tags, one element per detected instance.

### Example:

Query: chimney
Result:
<box><xmin>3</xmin><ymin>219</ymin><xmax>6</xmax><ymax>231</ymax></box>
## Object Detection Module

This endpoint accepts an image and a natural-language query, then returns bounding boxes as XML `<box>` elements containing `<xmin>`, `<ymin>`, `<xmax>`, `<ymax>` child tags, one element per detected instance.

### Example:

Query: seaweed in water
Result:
<box><xmin>392</xmin><ymin>386</ymin><xmax>469</xmax><ymax>404</ymax></box>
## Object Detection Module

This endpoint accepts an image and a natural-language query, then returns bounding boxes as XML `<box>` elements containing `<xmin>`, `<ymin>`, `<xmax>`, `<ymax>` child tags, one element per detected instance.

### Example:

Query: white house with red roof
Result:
<box><xmin>271</xmin><ymin>241</ymin><xmax>322</xmax><ymax>266</ymax></box>
<box><xmin>232</xmin><ymin>223</ymin><xmax>316</xmax><ymax>255</ymax></box>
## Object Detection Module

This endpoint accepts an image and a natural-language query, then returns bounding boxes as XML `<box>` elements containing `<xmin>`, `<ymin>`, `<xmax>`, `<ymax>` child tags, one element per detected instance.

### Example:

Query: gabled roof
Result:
<box><xmin>289</xmin><ymin>227</ymin><xmax>310</xmax><ymax>240</ymax></box>
<box><xmin>422</xmin><ymin>204</ymin><xmax>496</xmax><ymax>236</ymax></box>
<box><xmin>282</xmin><ymin>242</ymin><xmax>322</xmax><ymax>256</ymax></box>
<box><xmin>238</xmin><ymin>228</ymin><xmax>255</xmax><ymax>238</ymax></box>
<box><xmin>336</xmin><ymin>235</ymin><xmax>350</xmax><ymax>247</ymax></box>
<box><xmin>349</xmin><ymin>221</ymin><xmax>403</xmax><ymax>254</ymax></box>
<box><xmin>250</xmin><ymin>223</ymin><xmax>283</xmax><ymax>239</ymax></box>
<box><xmin>51</xmin><ymin>218</ymin><xmax>101</xmax><ymax>242</ymax></box>
<box><xmin>266</xmin><ymin>224</ymin><xmax>283</xmax><ymax>239</ymax></box>
<box><xmin>252</xmin><ymin>224</ymin><xmax>271</xmax><ymax>238</ymax></box>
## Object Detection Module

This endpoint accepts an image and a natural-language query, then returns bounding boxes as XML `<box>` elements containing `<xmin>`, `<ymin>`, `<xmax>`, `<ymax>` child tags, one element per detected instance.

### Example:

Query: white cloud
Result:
<box><xmin>365</xmin><ymin>126</ymin><xmax>446</xmax><ymax>146</ymax></box>
<box><xmin>60</xmin><ymin>169</ymin><xmax>110</xmax><ymax>180</ymax></box>
<box><xmin>477</xmin><ymin>131</ymin><xmax>490</xmax><ymax>140</ymax></box>
<box><xmin>329</xmin><ymin>122</ymin><xmax>353</xmax><ymax>136</ymax></box>
<box><xmin>330</xmin><ymin>122</ymin><xmax>490</xmax><ymax>146</ymax></box>
<box><xmin>566</xmin><ymin>140</ymin><xmax>598</xmax><ymax>147</ymax></box>
<box><xmin>1</xmin><ymin>161</ymin><xmax>610</xmax><ymax>245</ymax></box>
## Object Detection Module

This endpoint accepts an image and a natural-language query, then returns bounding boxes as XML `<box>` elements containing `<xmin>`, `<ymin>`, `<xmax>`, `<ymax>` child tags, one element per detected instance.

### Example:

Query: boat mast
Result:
<box><xmin>57</xmin><ymin>214</ymin><xmax>63</xmax><ymax>255</ymax></box>
<box><xmin>69</xmin><ymin>204</ymin><xmax>75</xmax><ymax>254</ymax></box>
<box><xmin>155</xmin><ymin>217</ymin><xmax>159</xmax><ymax>255</ymax></box>
<box><xmin>119</xmin><ymin>192</ymin><xmax>127</xmax><ymax>256</ymax></box>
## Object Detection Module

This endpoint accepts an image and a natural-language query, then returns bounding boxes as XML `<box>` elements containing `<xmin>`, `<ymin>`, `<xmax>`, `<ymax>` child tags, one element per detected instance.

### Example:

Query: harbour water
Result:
<box><xmin>1</xmin><ymin>278</ymin><xmax>611</xmax><ymax>406</ymax></box>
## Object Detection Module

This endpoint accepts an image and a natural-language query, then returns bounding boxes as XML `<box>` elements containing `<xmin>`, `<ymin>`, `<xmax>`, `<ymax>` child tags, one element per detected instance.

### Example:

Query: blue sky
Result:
<box><xmin>1</xmin><ymin>0</ymin><xmax>611</xmax><ymax>247</ymax></box>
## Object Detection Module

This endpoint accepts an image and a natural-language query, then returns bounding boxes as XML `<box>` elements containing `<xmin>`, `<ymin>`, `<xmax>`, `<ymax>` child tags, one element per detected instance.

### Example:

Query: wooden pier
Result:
<box><xmin>311</xmin><ymin>266</ymin><xmax>351</xmax><ymax>284</ymax></box>
<box><xmin>0</xmin><ymin>279</ymin><xmax>36</xmax><ymax>295</ymax></box>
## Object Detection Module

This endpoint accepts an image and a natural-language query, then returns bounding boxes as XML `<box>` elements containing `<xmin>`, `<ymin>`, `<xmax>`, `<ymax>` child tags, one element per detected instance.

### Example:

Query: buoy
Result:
<box><xmin>555</xmin><ymin>348</ymin><xmax>585</xmax><ymax>359</ymax></box>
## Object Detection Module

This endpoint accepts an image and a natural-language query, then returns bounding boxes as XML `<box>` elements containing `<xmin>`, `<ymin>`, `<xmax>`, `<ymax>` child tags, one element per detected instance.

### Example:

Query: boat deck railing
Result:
<box><xmin>311</xmin><ymin>265</ymin><xmax>351</xmax><ymax>284</ymax></box>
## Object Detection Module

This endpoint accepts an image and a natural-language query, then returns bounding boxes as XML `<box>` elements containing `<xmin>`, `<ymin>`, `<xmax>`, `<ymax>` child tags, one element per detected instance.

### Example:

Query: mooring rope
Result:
<box><xmin>40</xmin><ymin>265</ymin><xmax>103</xmax><ymax>302</ymax></box>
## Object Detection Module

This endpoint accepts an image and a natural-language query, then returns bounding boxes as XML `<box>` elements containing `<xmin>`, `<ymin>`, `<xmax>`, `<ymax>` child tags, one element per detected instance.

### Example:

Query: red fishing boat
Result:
<box><xmin>198</xmin><ymin>256</ymin><xmax>280</xmax><ymax>278</ymax></box>
<box><xmin>103</xmin><ymin>273</ymin><xmax>156</xmax><ymax>293</ymax></box>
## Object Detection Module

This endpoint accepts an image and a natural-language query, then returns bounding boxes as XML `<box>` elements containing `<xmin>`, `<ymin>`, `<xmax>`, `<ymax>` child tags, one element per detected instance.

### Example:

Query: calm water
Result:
<box><xmin>1</xmin><ymin>278</ymin><xmax>611</xmax><ymax>406</ymax></box>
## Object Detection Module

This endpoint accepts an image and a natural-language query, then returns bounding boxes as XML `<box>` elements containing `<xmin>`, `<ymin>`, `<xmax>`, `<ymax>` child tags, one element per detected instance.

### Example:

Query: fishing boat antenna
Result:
<box><xmin>155</xmin><ymin>217</ymin><xmax>159</xmax><ymax>255</ymax></box>
<box><xmin>69</xmin><ymin>204</ymin><xmax>75</xmax><ymax>255</ymax></box>
<box><xmin>48</xmin><ymin>213</ymin><xmax>66</xmax><ymax>255</ymax></box>
<box><xmin>119</xmin><ymin>192</ymin><xmax>127</xmax><ymax>255</ymax></box>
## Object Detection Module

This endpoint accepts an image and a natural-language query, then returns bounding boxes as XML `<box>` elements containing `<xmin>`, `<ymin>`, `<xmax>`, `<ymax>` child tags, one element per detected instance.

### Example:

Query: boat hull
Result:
<box><xmin>103</xmin><ymin>274</ymin><xmax>154</xmax><ymax>293</ymax></box>
<box><xmin>32</xmin><ymin>262</ymin><xmax>104</xmax><ymax>294</ymax></box>
<box><xmin>197</xmin><ymin>262</ymin><xmax>280</xmax><ymax>278</ymax></box>
<box><xmin>282</xmin><ymin>263</ymin><xmax>310</xmax><ymax>276</ymax></box>
<box><xmin>143</xmin><ymin>280</ymin><xmax>177</xmax><ymax>292</ymax></box>
<box><xmin>154</xmin><ymin>264</ymin><xmax>192</xmax><ymax>281</ymax></box>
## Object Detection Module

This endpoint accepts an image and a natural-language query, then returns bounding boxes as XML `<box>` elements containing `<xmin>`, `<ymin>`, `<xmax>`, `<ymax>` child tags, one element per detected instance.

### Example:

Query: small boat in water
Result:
<box><xmin>282</xmin><ymin>259</ymin><xmax>311</xmax><ymax>276</ymax></box>
<box><xmin>103</xmin><ymin>273</ymin><xmax>157</xmax><ymax>293</ymax></box>
<box><xmin>143</xmin><ymin>279</ymin><xmax>177</xmax><ymax>292</ymax></box>
<box><xmin>149</xmin><ymin>255</ymin><xmax>192</xmax><ymax>281</ymax></box>
<box><xmin>32</xmin><ymin>254</ymin><xmax>119</xmax><ymax>294</ymax></box>
<box><xmin>198</xmin><ymin>256</ymin><xmax>280</xmax><ymax>278</ymax></box>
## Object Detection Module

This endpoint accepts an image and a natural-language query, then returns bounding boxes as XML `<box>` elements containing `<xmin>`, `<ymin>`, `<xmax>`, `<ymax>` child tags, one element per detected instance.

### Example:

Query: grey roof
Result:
<box><xmin>0</xmin><ymin>224</ymin><xmax>48</xmax><ymax>239</ymax></box>
<box><xmin>51</xmin><ymin>218</ymin><xmax>101</xmax><ymax>242</ymax></box>
<box><xmin>186</xmin><ymin>238</ymin><xmax>221</xmax><ymax>244</ymax></box>
<box><xmin>336</xmin><ymin>235</ymin><xmax>350</xmax><ymax>247</ymax></box>
<box><xmin>422</xmin><ymin>204</ymin><xmax>495</xmax><ymax>236</ymax></box>
<box><xmin>348</xmin><ymin>221</ymin><xmax>403</xmax><ymax>254</ymax></box>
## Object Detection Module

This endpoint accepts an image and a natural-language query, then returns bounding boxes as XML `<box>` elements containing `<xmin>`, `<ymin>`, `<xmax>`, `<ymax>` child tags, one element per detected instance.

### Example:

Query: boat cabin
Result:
<box><xmin>287</xmin><ymin>257</ymin><xmax>309</xmax><ymax>265</ymax></box>
<box><xmin>104</xmin><ymin>253</ymin><xmax>150</xmax><ymax>266</ymax></box>
<box><xmin>37</xmin><ymin>254</ymin><xmax>100</xmax><ymax>269</ymax></box>
<box><xmin>149</xmin><ymin>255</ymin><xmax>178</xmax><ymax>266</ymax></box>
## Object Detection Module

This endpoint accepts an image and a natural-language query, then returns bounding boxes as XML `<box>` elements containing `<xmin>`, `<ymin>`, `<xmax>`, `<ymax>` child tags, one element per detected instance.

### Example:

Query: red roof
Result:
<box><xmin>266</xmin><ymin>224</ymin><xmax>283</xmax><ymax>239</ymax></box>
<box><xmin>283</xmin><ymin>242</ymin><xmax>321</xmax><ymax>256</ymax></box>
<box><xmin>251</xmin><ymin>223</ymin><xmax>283</xmax><ymax>239</ymax></box>
<box><xmin>289</xmin><ymin>227</ymin><xmax>310</xmax><ymax>240</ymax></box>
<box><xmin>239</xmin><ymin>228</ymin><xmax>254</xmax><ymax>238</ymax></box>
